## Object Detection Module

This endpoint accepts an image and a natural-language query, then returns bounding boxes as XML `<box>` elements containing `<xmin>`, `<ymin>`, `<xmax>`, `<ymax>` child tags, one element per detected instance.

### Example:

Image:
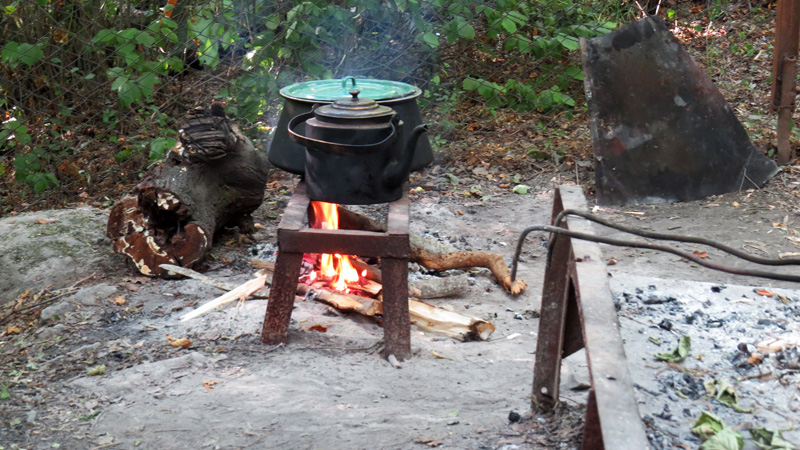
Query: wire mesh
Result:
<box><xmin>0</xmin><ymin>0</ymin><xmax>780</xmax><ymax>210</ymax></box>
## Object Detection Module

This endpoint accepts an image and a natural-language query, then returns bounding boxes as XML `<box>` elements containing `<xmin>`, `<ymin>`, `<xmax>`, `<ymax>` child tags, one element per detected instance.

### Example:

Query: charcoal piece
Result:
<box><xmin>581</xmin><ymin>16</ymin><xmax>778</xmax><ymax>206</ymax></box>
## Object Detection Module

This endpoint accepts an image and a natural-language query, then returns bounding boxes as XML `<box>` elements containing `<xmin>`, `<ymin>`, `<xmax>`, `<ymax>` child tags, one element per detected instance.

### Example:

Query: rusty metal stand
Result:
<box><xmin>260</xmin><ymin>182</ymin><xmax>412</xmax><ymax>360</ymax></box>
<box><xmin>532</xmin><ymin>186</ymin><xmax>649</xmax><ymax>449</ymax></box>
<box><xmin>771</xmin><ymin>0</ymin><xmax>800</xmax><ymax>165</ymax></box>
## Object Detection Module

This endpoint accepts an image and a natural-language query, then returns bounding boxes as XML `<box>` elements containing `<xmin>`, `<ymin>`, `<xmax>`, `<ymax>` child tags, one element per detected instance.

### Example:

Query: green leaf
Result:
<box><xmin>512</xmin><ymin>184</ymin><xmax>530</xmax><ymax>195</ymax></box>
<box><xmin>92</xmin><ymin>29</ymin><xmax>117</xmax><ymax>44</ymax></box>
<box><xmin>700</xmin><ymin>427</ymin><xmax>744</xmax><ymax>450</ymax></box>
<box><xmin>556</xmin><ymin>34</ymin><xmax>580</xmax><ymax>51</ymax></box>
<box><xmin>458</xmin><ymin>24</ymin><xmax>475</xmax><ymax>39</ymax></box>
<box><xmin>149</xmin><ymin>137</ymin><xmax>176</xmax><ymax>161</ymax></box>
<box><xmin>655</xmin><ymin>335</ymin><xmax>690</xmax><ymax>363</ymax></box>
<box><xmin>462</xmin><ymin>78</ymin><xmax>480</xmax><ymax>91</ymax></box>
<box><xmin>565</xmin><ymin>66</ymin><xmax>583</xmax><ymax>80</ymax></box>
<box><xmin>422</xmin><ymin>32</ymin><xmax>439</xmax><ymax>48</ymax></box>
<box><xmin>501</xmin><ymin>17</ymin><xmax>517</xmax><ymax>34</ymax></box>
<box><xmin>0</xmin><ymin>385</ymin><xmax>9</xmax><ymax>400</ymax></box>
<box><xmin>1</xmin><ymin>42</ymin><xmax>44</xmax><ymax>67</ymax></box>
<box><xmin>751</xmin><ymin>427</ymin><xmax>796</xmax><ymax>450</ymax></box>
<box><xmin>135</xmin><ymin>31</ymin><xmax>156</xmax><ymax>47</ymax></box>
<box><xmin>705</xmin><ymin>379</ymin><xmax>752</xmax><ymax>413</ymax></box>
<box><xmin>692</xmin><ymin>411</ymin><xmax>725</xmax><ymax>441</ymax></box>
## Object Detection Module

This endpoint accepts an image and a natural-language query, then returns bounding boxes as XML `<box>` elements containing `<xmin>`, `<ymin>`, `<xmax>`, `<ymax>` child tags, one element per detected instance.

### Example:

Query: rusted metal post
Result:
<box><xmin>771</xmin><ymin>0</ymin><xmax>800</xmax><ymax>164</ymax></box>
<box><xmin>529</xmin><ymin>185</ymin><xmax>649</xmax><ymax>449</ymax></box>
<box><xmin>777</xmin><ymin>55</ymin><xmax>798</xmax><ymax>165</ymax></box>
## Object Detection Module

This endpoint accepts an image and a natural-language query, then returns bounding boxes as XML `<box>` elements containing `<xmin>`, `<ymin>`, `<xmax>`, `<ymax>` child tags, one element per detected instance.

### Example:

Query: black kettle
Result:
<box><xmin>287</xmin><ymin>90</ymin><xmax>427</xmax><ymax>205</ymax></box>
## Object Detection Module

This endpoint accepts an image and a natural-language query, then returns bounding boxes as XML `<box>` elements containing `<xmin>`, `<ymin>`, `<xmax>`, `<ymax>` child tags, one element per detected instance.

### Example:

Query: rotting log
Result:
<box><xmin>107</xmin><ymin>104</ymin><xmax>270</xmax><ymax>277</ymax></box>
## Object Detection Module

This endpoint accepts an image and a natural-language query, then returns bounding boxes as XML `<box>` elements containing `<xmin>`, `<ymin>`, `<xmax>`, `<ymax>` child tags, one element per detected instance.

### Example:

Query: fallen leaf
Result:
<box><xmin>756</xmin><ymin>289</ymin><xmax>775</xmax><ymax>297</ymax></box>
<box><xmin>704</xmin><ymin>378</ymin><xmax>752</xmax><ymax>413</ymax></box>
<box><xmin>308</xmin><ymin>324</ymin><xmax>327</xmax><ymax>332</ymax></box>
<box><xmin>693</xmin><ymin>250</ymin><xmax>709</xmax><ymax>259</ymax></box>
<box><xmin>6</xmin><ymin>325</ymin><xmax>21</xmax><ymax>334</ymax></box>
<box><xmin>655</xmin><ymin>335</ymin><xmax>691</xmax><ymax>363</ymax></box>
<box><xmin>114</xmin><ymin>296</ymin><xmax>126</xmax><ymax>306</ymax></box>
<box><xmin>34</xmin><ymin>219</ymin><xmax>56</xmax><ymax>224</ymax></box>
<box><xmin>512</xmin><ymin>184</ymin><xmax>530</xmax><ymax>195</ymax></box>
<box><xmin>731</xmin><ymin>201</ymin><xmax>740</xmax><ymax>207</ymax></box>
<box><xmin>86</xmin><ymin>364</ymin><xmax>106</xmax><ymax>376</ymax></box>
<box><xmin>166</xmin><ymin>334</ymin><xmax>192</xmax><ymax>348</ymax></box>
<box><xmin>750</xmin><ymin>427</ymin><xmax>796</xmax><ymax>450</ymax></box>
<box><xmin>431</xmin><ymin>351</ymin><xmax>453</xmax><ymax>360</ymax></box>
<box><xmin>772</xmin><ymin>222</ymin><xmax>788</xmax><ymax>231</ymax></box>
<box><xmin>746</xmin><ymin>352</ymin><xmax>763</xmax><ymax>365</ymax></box>
<box><xmin>456</xmin><ymin>209</ymin><xmax>463</xmax><ymax>215</ymax></box>
<box><xmin>202</xmin><ymin>380</ymin><xmax>218</xmax><ymax>391</ymax></box>
<box><xmin>606</xmin><ymin>258</ymin><xmax>617</xmax><ymax>265</ymax></box>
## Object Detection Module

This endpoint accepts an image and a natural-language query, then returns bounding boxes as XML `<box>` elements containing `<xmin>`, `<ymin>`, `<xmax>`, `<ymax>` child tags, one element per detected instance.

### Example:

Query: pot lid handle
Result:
<box><xmin>342</xmin><ymin>76</ymin><xmax>357</xmax><ymax>89</ymax></box>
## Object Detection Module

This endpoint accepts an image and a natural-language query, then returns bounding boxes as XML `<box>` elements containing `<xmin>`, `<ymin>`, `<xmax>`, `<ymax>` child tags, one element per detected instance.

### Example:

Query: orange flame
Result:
<box><xmin>310</xmin><ymin>201</ymin><xmax>361</xmax><ymax>292</ymax></box>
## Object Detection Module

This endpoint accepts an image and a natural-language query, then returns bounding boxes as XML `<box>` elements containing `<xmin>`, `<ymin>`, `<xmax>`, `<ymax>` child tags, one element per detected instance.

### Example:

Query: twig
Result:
<box><xmin>0</xmin><ymin>273</ymin><xmax>96</xmax><ymax>325</ymax></box>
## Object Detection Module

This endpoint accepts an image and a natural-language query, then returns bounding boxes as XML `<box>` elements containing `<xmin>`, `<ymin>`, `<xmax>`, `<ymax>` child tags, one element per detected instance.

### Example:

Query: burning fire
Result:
<box><xmin>308</xmin><ymin>201</ymin><xmax>365</xmax><ymax>292</ymax></box>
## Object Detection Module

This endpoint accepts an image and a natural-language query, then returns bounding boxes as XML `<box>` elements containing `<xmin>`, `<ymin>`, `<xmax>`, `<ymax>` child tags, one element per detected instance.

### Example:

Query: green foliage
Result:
<box><xmin>92</xmin><ymin>20</ymin><xmax>182</xmax><ymax>108</ymax></box>
<box><xmin>1</xmin><ymin>41</ymin><xmax>45</xmax><ymax>68</ymax></box>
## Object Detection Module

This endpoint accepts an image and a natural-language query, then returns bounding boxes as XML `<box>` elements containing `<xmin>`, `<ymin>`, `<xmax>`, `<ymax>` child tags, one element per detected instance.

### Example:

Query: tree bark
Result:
<box><xmin>107</xmin><ymin>105</ymin><xmax>270</xmax><ymax>277</ymax></box>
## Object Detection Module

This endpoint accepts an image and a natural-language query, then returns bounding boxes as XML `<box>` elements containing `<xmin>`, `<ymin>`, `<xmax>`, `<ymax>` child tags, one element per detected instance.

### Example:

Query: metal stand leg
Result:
<box><xmin>261</xmin><ymin>250</ymin><xmax>303</xmax><ymax>345</ymax></box>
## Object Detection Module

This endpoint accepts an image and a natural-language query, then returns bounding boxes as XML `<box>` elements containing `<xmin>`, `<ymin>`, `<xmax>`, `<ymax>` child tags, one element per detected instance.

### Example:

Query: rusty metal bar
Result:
<box><xmin>771</xmin><ymin>0</ymin><xmax>800</xmax><ymax>111</ymax></box>
<box><xmin>772</xmin><ymin>0</ymin><xmax>800</xmax><ymax>164</ymax></box>
<box><xmin>777</xmin><ymin>54</ymin><xmax>798</xmax><ymax>165</ymax></box>
<box><xmin>261</xmin><ymin>182</ymin><xmax>411</xmax><ymax>360</ymax></box>
<box><xmin>531</xmin><ymin>185</ymin><xmax>648</xmax><ymax>449</ymax></box>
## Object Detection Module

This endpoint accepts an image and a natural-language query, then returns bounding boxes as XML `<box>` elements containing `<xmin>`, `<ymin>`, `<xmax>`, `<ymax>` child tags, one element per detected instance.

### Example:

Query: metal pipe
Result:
<box><xmin>510</xmin><ymin>212</ymin><xmax>800</xmax><ymax>284</ymax></box>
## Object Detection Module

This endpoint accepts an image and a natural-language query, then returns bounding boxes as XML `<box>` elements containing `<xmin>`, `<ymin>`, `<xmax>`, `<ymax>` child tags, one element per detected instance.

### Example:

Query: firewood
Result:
<box><xmin>411</xmin><ymin>248</ymin><xmax>527</xmax><ymax>295</ymax></box>
<box><xmin>107</xmin><ymin>105</ymin><xmax>270</xmax><ymax>277</ymax></box>
<box><xmin>180</xmin><ymin>272</ymin><xmax>268</xmax><ymax>321</ymax></box>
<box><xmin>408</xmin><ymin>299</ymin><xmax>494</xmax><ymax>341</ymax></box>
<box><xmin>297</xmin><ymin>284</ymin><xmax>382</xmax><ymax>316</ymax></box>
<box><xmin>333</xmin><ymin>208</ymin><xmax>525</xmax><ymax>295</ymax></box>
<box><xmin>409</xmin><ymin>274</ymin><xmax>469</xmax><ymax>299</ymax></box>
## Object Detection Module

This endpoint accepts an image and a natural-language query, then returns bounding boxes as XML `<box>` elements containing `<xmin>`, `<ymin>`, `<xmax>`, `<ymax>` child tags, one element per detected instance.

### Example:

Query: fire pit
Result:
<box><xmin>260</xmin><ymin>182</ymin><xmax>413</xmax><ymax>359</ymax></box>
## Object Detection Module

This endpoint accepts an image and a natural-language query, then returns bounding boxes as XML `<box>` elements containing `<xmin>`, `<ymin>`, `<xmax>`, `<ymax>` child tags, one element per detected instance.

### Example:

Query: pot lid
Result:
<box><xmin>313</xmin><ymin>90</ymin><xmax>395</xmax><ymax>120</ymax></box>
<box><xmin>280</xmin><ymin>76</ymin><xmax>420</xmax><ymax>102</ymax></box>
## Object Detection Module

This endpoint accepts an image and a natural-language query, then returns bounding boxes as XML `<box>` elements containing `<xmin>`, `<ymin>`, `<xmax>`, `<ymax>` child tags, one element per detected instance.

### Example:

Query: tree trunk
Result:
<box><xmin>106</xmin><ymin>105</ymin><xmax>270</xmax><ymax>277</ymax></box>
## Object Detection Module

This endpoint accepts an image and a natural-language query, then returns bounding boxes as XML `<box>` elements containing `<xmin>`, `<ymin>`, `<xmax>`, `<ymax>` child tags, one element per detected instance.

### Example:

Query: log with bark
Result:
<box><xmin>107</xmin><ymin>103</ymin><xmax>270</xmax><ymax>277</ymax></box>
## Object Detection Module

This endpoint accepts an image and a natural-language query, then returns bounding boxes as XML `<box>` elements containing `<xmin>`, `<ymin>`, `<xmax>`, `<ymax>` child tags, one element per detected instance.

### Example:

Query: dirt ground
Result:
<box><xmin>1</xmin><ymin>161</ymin><xmax>799</xmax><ymax>450</ymax></box>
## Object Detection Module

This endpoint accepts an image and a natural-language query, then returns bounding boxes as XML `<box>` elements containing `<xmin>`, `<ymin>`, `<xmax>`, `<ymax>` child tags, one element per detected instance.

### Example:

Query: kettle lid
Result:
<box><xmin>314</xmin><ymin>90</ymin><xmax>395</xmax><ymax>121</ymax></box>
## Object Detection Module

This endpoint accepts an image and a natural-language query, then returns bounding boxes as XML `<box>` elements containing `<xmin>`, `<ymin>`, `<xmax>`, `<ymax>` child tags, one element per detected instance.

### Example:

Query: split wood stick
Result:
<box><xmin>411</xmin><ymin>248</ymin><xmax>527</xmax><ymax>295</ymax></box>
<box><xmin>161</xmin><ymin>263</ymin><xmax>269</xmax><ymax>298</ymax></box>
<box><xmin>180</xmin><ymin>273</ymin><xmax>268</xmax><ymax>321</ymax></box>
<box><xmin>408</xmin><ymin>299</ymin><xmax>495</xmax><ymax>341</ymax></box>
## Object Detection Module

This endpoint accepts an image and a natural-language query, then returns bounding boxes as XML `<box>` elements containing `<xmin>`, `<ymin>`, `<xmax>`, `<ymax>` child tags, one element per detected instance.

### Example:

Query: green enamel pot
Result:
<box><xmin>269</xmin><ymin>76</ymin><xmax>432</xmax><ymax>175</ymax></box>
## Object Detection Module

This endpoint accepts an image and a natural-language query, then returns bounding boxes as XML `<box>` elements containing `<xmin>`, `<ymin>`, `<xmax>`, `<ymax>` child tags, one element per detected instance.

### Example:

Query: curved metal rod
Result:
<box><xmin>510</xmin><ymin>224</ymin><xmax>800</xmax><ymax>284</ymax></box>
<box><xmin>553</xmin><ymin>209</ymin><xmax>800</xmax><ymax>266</ymax></box>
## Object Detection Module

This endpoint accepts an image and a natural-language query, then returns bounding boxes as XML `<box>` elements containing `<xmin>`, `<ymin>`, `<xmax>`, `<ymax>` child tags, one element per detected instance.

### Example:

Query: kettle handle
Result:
<box><xmin>287</xmin><ymin>111</ymin><xmax>398</xmax><ymax>155</ymax></box>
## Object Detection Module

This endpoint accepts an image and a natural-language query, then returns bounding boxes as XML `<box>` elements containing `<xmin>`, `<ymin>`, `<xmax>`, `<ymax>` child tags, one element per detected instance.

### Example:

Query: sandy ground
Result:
<box><xmin>1</xmin><ymin>166</ymin><xmax>799</xmax><ymax>449</ymax></box>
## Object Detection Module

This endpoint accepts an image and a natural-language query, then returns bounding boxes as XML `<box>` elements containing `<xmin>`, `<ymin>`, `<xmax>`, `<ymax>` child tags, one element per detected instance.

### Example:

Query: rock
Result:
<box><xmin>39</xmin><ymin>284</ymin><xmax>118</xmax><ymax>323</ymax></box>
<box><xmin>0</xmin><ymin>207</ymin><xmax>122</xmax><ymax>306</ymax></box>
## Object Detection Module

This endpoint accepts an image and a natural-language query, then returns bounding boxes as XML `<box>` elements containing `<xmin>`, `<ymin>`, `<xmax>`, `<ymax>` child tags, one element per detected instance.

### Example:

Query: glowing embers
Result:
<box><xmin>303</xmin><ymin>201</ymin><xmax>372</xmax><ymax>294</ymax></box>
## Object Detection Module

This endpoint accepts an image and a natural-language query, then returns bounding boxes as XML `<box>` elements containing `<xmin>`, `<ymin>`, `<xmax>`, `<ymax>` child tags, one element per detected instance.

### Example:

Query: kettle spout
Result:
<box><xmin>383</xmin><ymin>124</ymin><xmax>428</xmax><ymax>189</ymax></box>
